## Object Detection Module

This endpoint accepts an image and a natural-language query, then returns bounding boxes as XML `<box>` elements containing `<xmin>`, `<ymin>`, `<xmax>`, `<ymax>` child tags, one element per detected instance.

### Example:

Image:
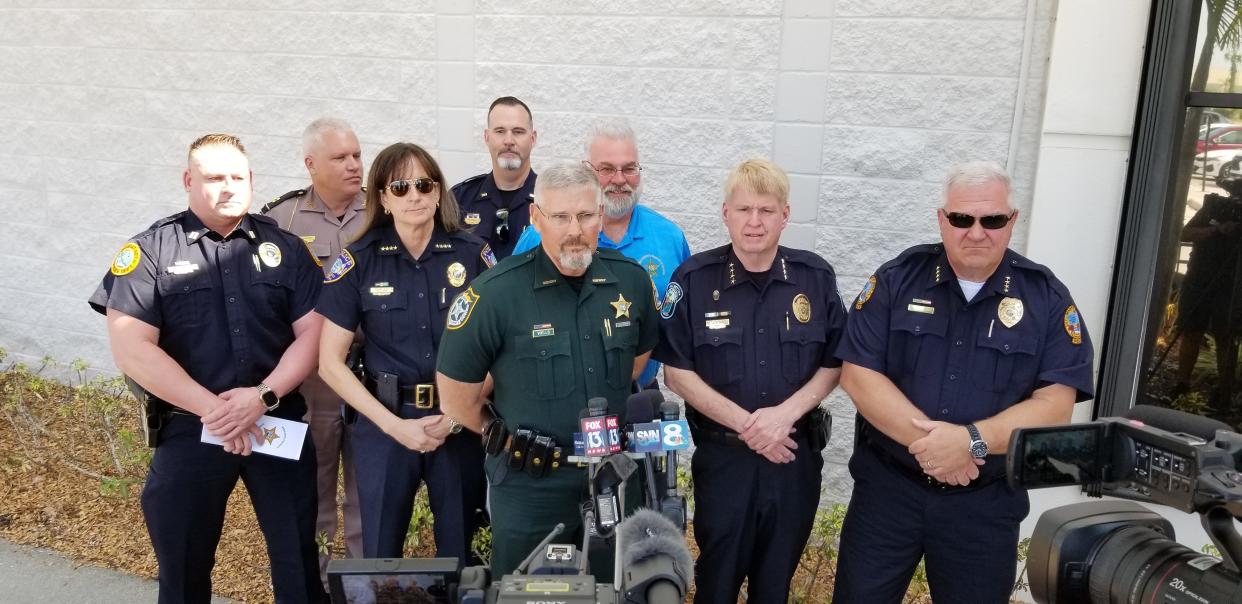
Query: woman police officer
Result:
<box><xmin>317</xmin><ymin>142</ymin><xmax>493</xmax><ymax>559</ymax></box>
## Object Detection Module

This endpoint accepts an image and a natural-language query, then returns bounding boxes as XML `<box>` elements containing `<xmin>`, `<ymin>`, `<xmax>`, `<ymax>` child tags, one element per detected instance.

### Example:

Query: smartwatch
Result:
<box><xmin>256</xmin><ymin>382</ymin><xmax>280</xmax><ymax>412</ymax></box>
<box><xmin>966</xmin><ymin>423</ymin><xmax>988</xmax><ymax>459</ymax></box>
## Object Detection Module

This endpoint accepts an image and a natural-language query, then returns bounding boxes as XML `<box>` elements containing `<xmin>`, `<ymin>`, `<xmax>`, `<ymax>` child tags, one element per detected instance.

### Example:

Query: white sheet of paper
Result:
<box><xmin>200</xmin><ymin>416</ymin><xmax>307</xmax><ymax>460</ymax></box>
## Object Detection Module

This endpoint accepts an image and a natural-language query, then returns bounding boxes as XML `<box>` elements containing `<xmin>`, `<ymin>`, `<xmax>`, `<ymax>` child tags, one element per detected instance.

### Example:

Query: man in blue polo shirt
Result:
<box><xmin>512</xmin><ymin>120</ymin><xmax>690</xmax><ymax>389</ymax></box>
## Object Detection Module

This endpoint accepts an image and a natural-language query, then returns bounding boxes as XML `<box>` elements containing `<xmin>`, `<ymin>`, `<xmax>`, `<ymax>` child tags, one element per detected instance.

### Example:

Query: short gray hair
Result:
<box><xmin>583</xmin><ymin>119</ymin><xmax>638</xmax><ymax>157</ymax></box>
<box><xmin>302</xmin><ymin>117</ymin><xmax>355</xmax><ymax>156</ymax></box>
<box><xmin>943</xmin><ymin>160</ymin><xmax>1011</xmax><ymax>199</ymax></box>
<box><xmin>534</xmin><ymin>161</ymin><xmax>603</xmax><ymax>207</ymax></box>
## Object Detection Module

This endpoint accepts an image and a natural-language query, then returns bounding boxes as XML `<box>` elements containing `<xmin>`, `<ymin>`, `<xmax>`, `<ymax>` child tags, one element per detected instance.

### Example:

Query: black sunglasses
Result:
<box><xmin>494</xmin><ymin>208</ymin><xmax>510</xmax><ymax>244</ymax></box>
<box><xmin>941</xmin><ymin>210</ymin><xmax>1015</xmax><ymax>230</ymax></box>
<box><xmin>386</xmin><ymin>178</ymin><xmax>437</xmax><ymax>196</ymax></box>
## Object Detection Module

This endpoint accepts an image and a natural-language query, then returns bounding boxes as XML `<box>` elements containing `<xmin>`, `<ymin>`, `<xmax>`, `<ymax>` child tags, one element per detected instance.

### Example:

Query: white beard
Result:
<box><xmin>602</xmin><ymin>184</ymin><xmax>639</xmax><ymax>218</ymax></box>
<box><xmin>559</xmin><ymin>248</ymin><xmax>594</xmax><ymax>272</ymax></box>
<box><xmin>497</xmin><ymin>156</ymin><xmax>522</xmax><ymax>171</ymax></box>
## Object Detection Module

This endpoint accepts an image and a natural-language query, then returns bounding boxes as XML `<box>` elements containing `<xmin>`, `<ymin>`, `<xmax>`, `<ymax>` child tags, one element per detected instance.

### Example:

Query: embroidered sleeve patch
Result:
<box><xmin>1064</xmin><ymin>305</ymin><xmax>1083</xmax><ymax>345</ymax></box>
<box><xmin>447</xmin><ymin>287</ymin><xmax>480</xmax><ymax>330</ymax></box>
<box><xmin>480</xmin><ymin>244</ymin><xmax>498</xmax><ymax>268</ymax></box>
<box><xmin>660</xmin><ymin>281</ymin><xmax>684</xmax><ymax>320</ymax></box>
<box><xmin>325</xmin><ymin>250</ymin><xmax>356</xmax><ymax>284</ymax></box>
<box><xmin>854</xmin><ymin>275</ymin><xmax>877</xmax><ymax>310</ymax></box>
<box><xmin>110</xmin><ymin>242</ymin><xmax>141</xmax><ymax>276</ymax></box>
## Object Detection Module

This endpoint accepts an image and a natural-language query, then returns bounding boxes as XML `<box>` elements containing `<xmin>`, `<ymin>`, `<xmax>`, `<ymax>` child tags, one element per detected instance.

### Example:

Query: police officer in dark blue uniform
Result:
<box><xmin>450</xmin><ymin>96</ymin><xmax>537</xmax><ymax>260</ymax></box>
<box><xmin>89</xmin><ymin>134</ymin><xmax>326</xmax><ymax>603</ymax></box>
<box><xmin>655</xmin><ymin>159</ymin><xmax>845</xmax><ymax>603</ymax></box>
<box><xmin>832</xmin><ymin>161</ymin><xmax>1095</xmax><ymax>604</ymax></box>
<box><xmin>317</xmin><ymin>142</ymin><xmax>493</xmax><ymax>561</ymax></box>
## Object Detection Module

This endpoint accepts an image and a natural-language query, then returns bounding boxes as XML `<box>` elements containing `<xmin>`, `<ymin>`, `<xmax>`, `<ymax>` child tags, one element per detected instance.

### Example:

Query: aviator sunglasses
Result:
<box><xmin>941</xmin><ymin>209</ymin><xmax>1016</xmax><ymax>230</ymax></box>
<box><xmin>494</xmin><ymin>208</ymin><xmax>510</xmax><ymax>244</ymax></box>
<box><xmin>385</xmin><ymin>178</ymin><xmax>437</xmax><ymax>196</ymax></box>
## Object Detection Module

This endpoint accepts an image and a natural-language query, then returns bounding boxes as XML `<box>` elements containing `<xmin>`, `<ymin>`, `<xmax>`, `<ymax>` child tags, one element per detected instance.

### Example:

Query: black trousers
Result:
<box><xmin>690</xmin><ymin>436</ymin><xmax>822</xmax><ymax>604</ymax></box>
<box><xmin>142</xmin><ymin>413</ymin><xmax>325</xmax><ymax>604</ymax></box>
<box><xmin>832</xmin><ymin>445</ymin><xmax>1028</xmax><ymax>604</ymax></box>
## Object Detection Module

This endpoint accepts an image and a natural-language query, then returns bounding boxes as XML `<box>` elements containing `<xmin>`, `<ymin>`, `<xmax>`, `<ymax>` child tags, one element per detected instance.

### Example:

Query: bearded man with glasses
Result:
<box><xmin>832</xmin><ymin>161</ymin><xmax>1096</xmax><ymax>604</ymax></box>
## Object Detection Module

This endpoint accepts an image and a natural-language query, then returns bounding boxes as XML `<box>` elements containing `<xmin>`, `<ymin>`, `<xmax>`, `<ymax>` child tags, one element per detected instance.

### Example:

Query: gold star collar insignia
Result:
<box><xmin>611</xmin><ymin>293</ymin><xmax>632</xmax><ymax>319</ymax></box>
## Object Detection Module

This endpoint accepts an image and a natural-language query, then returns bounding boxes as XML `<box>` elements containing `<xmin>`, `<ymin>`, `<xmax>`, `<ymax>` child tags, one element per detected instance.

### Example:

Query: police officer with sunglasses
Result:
<box><xmin>316</xmin><ymin>143</ymin><xmax>494</xmax><ymax>562</ymax></box>
<box><xmin>832</xmin><ymin>161</ymin><xmax>1095</xmax><ymax>604</ymax></box>
<box><xmin>451</xmin><ymin>96</ymin><xmax>538</xmax><ymax>261</ymax></box>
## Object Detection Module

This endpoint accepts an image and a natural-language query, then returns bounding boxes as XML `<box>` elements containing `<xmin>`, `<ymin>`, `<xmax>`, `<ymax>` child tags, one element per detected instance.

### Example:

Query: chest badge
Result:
<box><xmin>465</xmin><ymin>212</ymin><xmax>481</xmax><ymax>225</ymax></box>
<box><xmin>611</xmin><ymin>293</ymin><xmax>632</xmax><ymax>319</ymax></box>
<box><xmin>258</xmin><ymin>242</ymin><xmax>282</xmax><ymax>268</ymax></box>
<box><xmin>447</xmin><ymin>262</ymin><xmax>467</xmax><ymax>287</ymax></box>
<box><xmin>110</xmin><ymin>242</ymin><xmax>141</xmax><ymax>276</ymax></box>
<box><xmin>998</xmin><ymin>297</ymin><xmax>1024</xmax><ymax>328</ymax></box>
<box><xmin>792</xmin><ymin>293</ymin><xmax>812</xmax><ymax>323</ymax></box>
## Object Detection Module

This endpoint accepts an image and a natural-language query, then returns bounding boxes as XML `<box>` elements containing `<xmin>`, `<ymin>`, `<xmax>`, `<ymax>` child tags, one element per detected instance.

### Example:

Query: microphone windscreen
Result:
<box><xmin>1124</xmin><ymin>404</ymin><xmax>1230</xmax><ymax>441</ymax></box>
<box><xmin>626</xmin><ymin>390</ymin><xmax>662</xmax><ymax>424</ymax></box>
<box><xmin>659</xmin><ymin>400</ymin><xmax>680</xmax><ymax>421</ymax></box>
<box><xmin>587</xmin><ymin>396</ymin><xmax>609</xmax><ymax>416</ymax></box>
<box><xmin>619</xmin><ymin>509</ymin><xmax>694</xmax><ymax>584</ymax></box>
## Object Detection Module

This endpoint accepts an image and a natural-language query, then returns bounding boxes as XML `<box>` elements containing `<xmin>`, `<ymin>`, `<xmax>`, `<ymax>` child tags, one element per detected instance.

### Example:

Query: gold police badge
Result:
<box><xmin>447</xmin><ymin>262</ymin><xmax>467</xmax><ymax>288</ymax></box>
<box><xmin>792</xmin><ymin>293</ymin><xmax>812</xmax><ymax>323</ymax></box>
<box><xmin>998</xmin><ymin>297</ymin><xmax>1024</xmax><ymax>328</ymax></box>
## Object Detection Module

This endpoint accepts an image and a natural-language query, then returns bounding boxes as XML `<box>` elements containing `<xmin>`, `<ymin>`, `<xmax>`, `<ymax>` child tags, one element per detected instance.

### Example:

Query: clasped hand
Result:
<box><xmin>739</xmin><ymin>406</ymin><xmax>798</xmax><ymax>464</ymax></box>
<box><xmin>908</xmin><ymin>418</ymin><xmax>984</xmax><ymax>486</ymax></box>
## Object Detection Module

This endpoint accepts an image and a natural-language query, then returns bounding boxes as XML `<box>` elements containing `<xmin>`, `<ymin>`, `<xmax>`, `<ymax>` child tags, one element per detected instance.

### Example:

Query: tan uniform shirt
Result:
<box><xmin>263</xmin><ymin>185</ymin><xmax>367</xmax><ymax>277</ymax></box>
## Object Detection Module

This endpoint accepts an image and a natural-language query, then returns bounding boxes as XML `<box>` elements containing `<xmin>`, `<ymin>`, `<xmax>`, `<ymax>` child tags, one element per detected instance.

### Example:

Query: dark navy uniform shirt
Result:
<box><xmin>450</xmin><ymin>171</ymin><xmax>536</xmax><ymax>261</ymax></box>
<box><xmin>836</xmin><ymin>244</ymin><xmax>1095</xmax><ymax>474</ymax></box>
<box><xmin>316</xmin><ymin>225</ymin><xmax>494</xmax><ymax>385</ymax></box>
<box><xmin>88</xmin><ymin>211</ymin><xmax>323</xmax><ymax>399</ymax></box>
<box><xmin>653</xmin><ymin>244</ymin><xmax>847</xmax><ymax>433</ymax></box>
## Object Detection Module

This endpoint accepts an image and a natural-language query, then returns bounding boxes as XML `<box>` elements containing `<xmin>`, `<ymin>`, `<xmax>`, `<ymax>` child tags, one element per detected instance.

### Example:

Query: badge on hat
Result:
<box><xmin>258</xmin><ymin>242</ymin><xmax>282</xmax><ymax>268</ymax></box>
<box><xmin>447</xmin><ymin>287</ymin><xmax>480</xmax><ymax>330</ymax></box>
<box><xmin>1064</xmin><ymin>305</ymin><xmax>1083</xmax><ymax>345</ymax></box>
<box><xmin>447</xmin><ymin>262</ymin><xmax>467</xmax><ymax>288</ymax></box>
<box><xmin>465</xmin><ymin>213</ymin><xmax>481</xmax><ymax>225</ymax></box>
<box><xmin>480</xmin><ymin>243</ymin><xmax>497</xmax><ymax>268</ymax></box>
<box><xmin>110</xmin><ymin>242</ymin><xmax>141</xmax><ymax>276</ymax></box>
<box><xmin>998</xmin><ymin>297</ymin><xmax>1024</xmax><ymax>328</ymax></box>
<box><xmin>792</xmin><ymin>293</ymin><xmax>812</xmax><ymax>324</ymax></box>
<box><xmin>611</xmin><ymin>293</ymin><xmax>632</xmax><ymax>319</ymax></box>
<box><xmin>855</xmin><ymin>275</ymin><xmax>877</xmax><ymax>310</ymax></box>
<box><xmin>660</xmin><ymin>282</ymin><xmax>684</xmax><ymax>320</ymax></box>
<box><xmin>325</xmin><ymin>250</ymin><xmax>356</xmax><ymax>284</ymax></box>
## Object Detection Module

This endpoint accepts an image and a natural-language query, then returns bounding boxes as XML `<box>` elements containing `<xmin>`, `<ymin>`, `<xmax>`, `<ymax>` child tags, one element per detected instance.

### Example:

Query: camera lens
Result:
<box><xmin>1086</xmin><ymin>525</ymin><xmax>1240</xmax><ymax>603</ymax></box>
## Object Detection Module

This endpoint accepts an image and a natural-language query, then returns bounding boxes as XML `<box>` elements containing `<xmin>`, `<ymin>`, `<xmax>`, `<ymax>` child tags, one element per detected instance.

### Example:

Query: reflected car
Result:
<box><xmin>1195</xmin><ymin>125</ymin><xmax>1242</xmax><ymax>153</ymax></box>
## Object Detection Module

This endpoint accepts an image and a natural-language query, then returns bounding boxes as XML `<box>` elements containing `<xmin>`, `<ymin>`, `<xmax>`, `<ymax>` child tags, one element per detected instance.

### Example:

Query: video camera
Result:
<box><xmin>1008</xmin><ymin>404</ymin><xmax>1242</xmax><ymax>603</ymax></box>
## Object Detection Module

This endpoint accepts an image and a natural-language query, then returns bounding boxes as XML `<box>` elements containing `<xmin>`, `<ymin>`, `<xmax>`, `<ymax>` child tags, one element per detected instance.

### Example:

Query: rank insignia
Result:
<box><xmin>110</xmin><ymin>242</ymin><xmax>141</xmax><ymax>276</ymax></box>
<box><xmin>258</xmin><ymin>242</ymin><xmax>282</xmax><ymax>268</ymax></box>
<box><xmin>447</xmin><ymin>287</ymin><xmax>480</xmax><ymax>330</ymax></box>
<box><xmin>998</xmin><ymin>297</ymin><xmax>1024</xmax><ymax>328</ymax></box>
<box><xmin>1064</xmin><ymin>305</ymin><xmax>1083</xmax><ymax>345</ymax></box>
<box><xmin>792</xmin><ymin>293</ymin><xmax>812</xmax><ymax>323</ymax></box>
<box><xmin>325</xmin><ymin>250</ymin><xmax>356</xmax><ymax>283</ymax></box>
<box><xmin>660</xmin><ymin>282</ymin><xmax>684</xmax><ymax>320</ymax></box>
<box><xmin>611</xmin><ymin>293</ymin><xmax>632</xmax><ymax>319</ymax></box>
<box><xmin>465</xmin><ymin>213</ymin><xmax>481</xmax><ymax>225</ymax></box>
<box><xmin>447</xmin><ymin>262</ymin><xmax>467</xmax><ymax>288</ymax></box>
<box><xmin>481</xmin><ymin>243</ymin><xmax>497</xmax><ymax>268</ymax></box>
<box><xmin>855</xmin><ymin>275</ymin><xmax>877</xmax><ymax>310</ymax></box>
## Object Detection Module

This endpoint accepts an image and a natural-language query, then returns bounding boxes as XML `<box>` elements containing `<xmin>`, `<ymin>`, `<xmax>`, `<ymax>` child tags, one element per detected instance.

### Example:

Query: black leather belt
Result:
<box><xmin>866</xmin><ymin>442</ymin><xmax>1003</xmax><ymax>493</ymax></box>
<box><xmin>692</xmin><ymin>414</ymin><xmax>813</xmax><ymax>448</ymax></box>
<box><xmin>364</xmin><ymin>375</ymin><xmax>438</xmax><ymax>409</ymax></box>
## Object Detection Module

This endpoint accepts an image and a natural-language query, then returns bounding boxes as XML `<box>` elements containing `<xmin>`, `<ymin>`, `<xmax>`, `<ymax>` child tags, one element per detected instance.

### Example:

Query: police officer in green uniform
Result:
<box><xmin>436</xmin><ymin>161</ymin><xmax>658</xmax><ymax>580</ymax></box>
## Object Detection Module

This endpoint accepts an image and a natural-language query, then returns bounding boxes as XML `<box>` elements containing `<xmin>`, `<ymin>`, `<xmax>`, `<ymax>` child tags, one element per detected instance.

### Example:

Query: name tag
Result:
<box><xmin>532</xmin><ymin>323</ymin><xmax>555</xmax><ymax>338</ymax></box>
<box><xmin>166</xmin><ymin>261</ymin><xmax>199</xmax><ymax>275</ymax></box>
<box><xmin>907</xmin><ymin>304</ymin><xmax>935</xmax><ymax>314</ymax></box>
<box><xmin>370</xmin><ymin>282</ymin><xmax>394</xmax><ymax>296</ymax></box>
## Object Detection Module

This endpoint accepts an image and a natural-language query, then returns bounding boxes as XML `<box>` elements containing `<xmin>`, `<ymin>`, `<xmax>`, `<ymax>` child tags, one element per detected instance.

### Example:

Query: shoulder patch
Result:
<box><xmin>1064</xmin><ymin>305</ymin><xmax>1083</xmax><ymax>345</ymax></box>
<box><xmin>301</xmin><ymin>238</ymin><xmax>322</xmax><ymax>267</ymax></box>
<box><xmin>447</xmin><ymin>287</ymin><xmax>480</xmax><ymax>330</ymax></box>
<box><xmin>110</xmin><ymin>242</ymin><xmax>141</xmax><ymax>276</ymax></box>
<box><xmin>660</xmin><ymin>281</ymin><xmax>684</xmax><ymax>320</ymax></box>
<box><xmin>480</xmin><ymin>243</ymin><xmax>497</xmax><ymax>268</ymax></box>
<box><xmin>261</xmin><ymin>189</ymin><xmax>306</xmax><ymax>214</ymax></box>
<box><xmin>325</xmin><ymin>250</ymin><xmax>356</xmax><ymax>283</ymax></box>
<box><xmin>854</xmin><ymin>275</ymin><xmax>877</xmax><ymax>310</ymax></box>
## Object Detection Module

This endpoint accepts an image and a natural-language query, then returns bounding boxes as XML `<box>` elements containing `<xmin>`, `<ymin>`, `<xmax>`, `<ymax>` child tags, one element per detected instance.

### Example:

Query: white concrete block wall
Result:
<box><xmin>0</xmin><ymin>1</ymin><xmax>1059</xmax><ymax>498</ymax></box>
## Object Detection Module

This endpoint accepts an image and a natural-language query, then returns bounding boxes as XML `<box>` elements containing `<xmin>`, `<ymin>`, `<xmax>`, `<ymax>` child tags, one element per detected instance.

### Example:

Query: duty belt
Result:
<box><xmin>364</xmin><ymin>375</ymin><xmax>438</xmax><ymax>409</ymax></box>
<box><xmin>859</xmin><ymin>422</ymin><xmax>1004</xmax><ymax>493</ymax></box>
<box><xmin>691</xmin><ymin>413</ymin><xmax>814</xmax><ymax>448</ymax></box>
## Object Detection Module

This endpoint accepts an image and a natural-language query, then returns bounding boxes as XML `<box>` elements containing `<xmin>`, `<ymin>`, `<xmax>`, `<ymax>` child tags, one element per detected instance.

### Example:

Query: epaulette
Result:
<box><xmin>875</xmin><ymin>243</ymin><xmax>942</xmax><ymax>275</ymax></box>
<box><xmin>250</xmin><ymin>213</ymin><xmax>278</xmax><ymax>226</ymax></box>
<box><xmin>261</xmin><ymin>189</ymin><xmax>306</xmax><ymax>214</ymax></box>
<box><xmin>450</xmin><ymin>173</ymin><xmax>486</xmax><ymax>195</ymax></box>
<box><xmin>596</xmin><ymin>248</ymin><xmax>646</xmax><ymax>272</ymax></box>
<box><xmin>470</xmin><ymin>248</ymin><xmax>539</xmax><ymax>287</ymax></box>
<box><xmin>780</xmin><ymin>246</ymin><xmax>834</xmax><ymax>274</ymax></box>
<box><xmin>1005</xmin><ymin>249</ymin><xmax>1066</xmax><ymax>292</ymax></box>
<box><xmin>675</xmin><ymin>244</ymin><xmax>732</xmax><ymax>276</ymax></box>
<box><xmin>146</xmin><ymin>211</ymin><xmax>186</xmax><ymax>232</ymax></box>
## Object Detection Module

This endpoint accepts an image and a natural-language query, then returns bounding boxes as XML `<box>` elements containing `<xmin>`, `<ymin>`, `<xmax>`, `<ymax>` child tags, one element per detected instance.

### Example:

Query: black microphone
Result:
<box><xmin>593</xmin><ymin>452</ymin><xmax>639</xmax><ymax>538</ymax></box>
<box><xmin>659</xmin><ymin>400</ymin><xmax>681</xmax><ymax>494</ymax></box>
<box><xmin>619</xmin><ymin>509</ymin><xmax>694</xmax><ymax>604</ymax></box>
<box><xmin>626</xmin><ymin>390</ymin><xmax>664</xmax><ymax>508</ymax></box>
<box><xmin>1125</xmin><ymin>404</ymin><xmax>1231</xmax><ymax>441</ymax></box>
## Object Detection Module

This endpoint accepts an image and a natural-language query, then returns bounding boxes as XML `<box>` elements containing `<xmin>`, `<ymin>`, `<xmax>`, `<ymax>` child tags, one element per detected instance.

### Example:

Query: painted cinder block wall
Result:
<box><xmin>0</xmin><ymin>0</ymin><xmax>1055</xmax><ymax>498</ymax></box>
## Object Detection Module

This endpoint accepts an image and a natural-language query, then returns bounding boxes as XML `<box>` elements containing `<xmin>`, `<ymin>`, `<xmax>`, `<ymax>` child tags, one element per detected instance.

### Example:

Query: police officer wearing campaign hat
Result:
<box><xmin>832</xmin><ymin>161</ymin><xmax>1095</xmax><ymax>603</ymax></box>
<box><xmin>450</xmin><ymin>96</ymin><xmax>538</xmax><ymax>261</ymax></box>
<box><xmin>654</xmin><ymin>158</ymin><xmax>845</xmax><ymax>603</ymax></box>
<box><xmin>316</xmin><ymin>142</ymin><xmax>494</xmax><ymax>561</ymax></box>
<box><xmin>262</xmin><ymin>117</ymin><xmax>366</xmax><ymax>581</ymax></box>
<box><xmin>89</xmin><ymin>134</ymin><xmax>326</xmax><ymax>603</ymax></box>
<box><xmin>436</xmin><ymin>161</ymin><xmax>659</xmax><ymax>580</ymax></box>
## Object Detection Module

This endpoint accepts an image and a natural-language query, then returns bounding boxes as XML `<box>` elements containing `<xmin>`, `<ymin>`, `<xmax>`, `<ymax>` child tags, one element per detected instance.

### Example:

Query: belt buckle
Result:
<box><xmin>414</xmin><ymin>384</ymin><xmax>435</xmax><ymax>409</ymax></box>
